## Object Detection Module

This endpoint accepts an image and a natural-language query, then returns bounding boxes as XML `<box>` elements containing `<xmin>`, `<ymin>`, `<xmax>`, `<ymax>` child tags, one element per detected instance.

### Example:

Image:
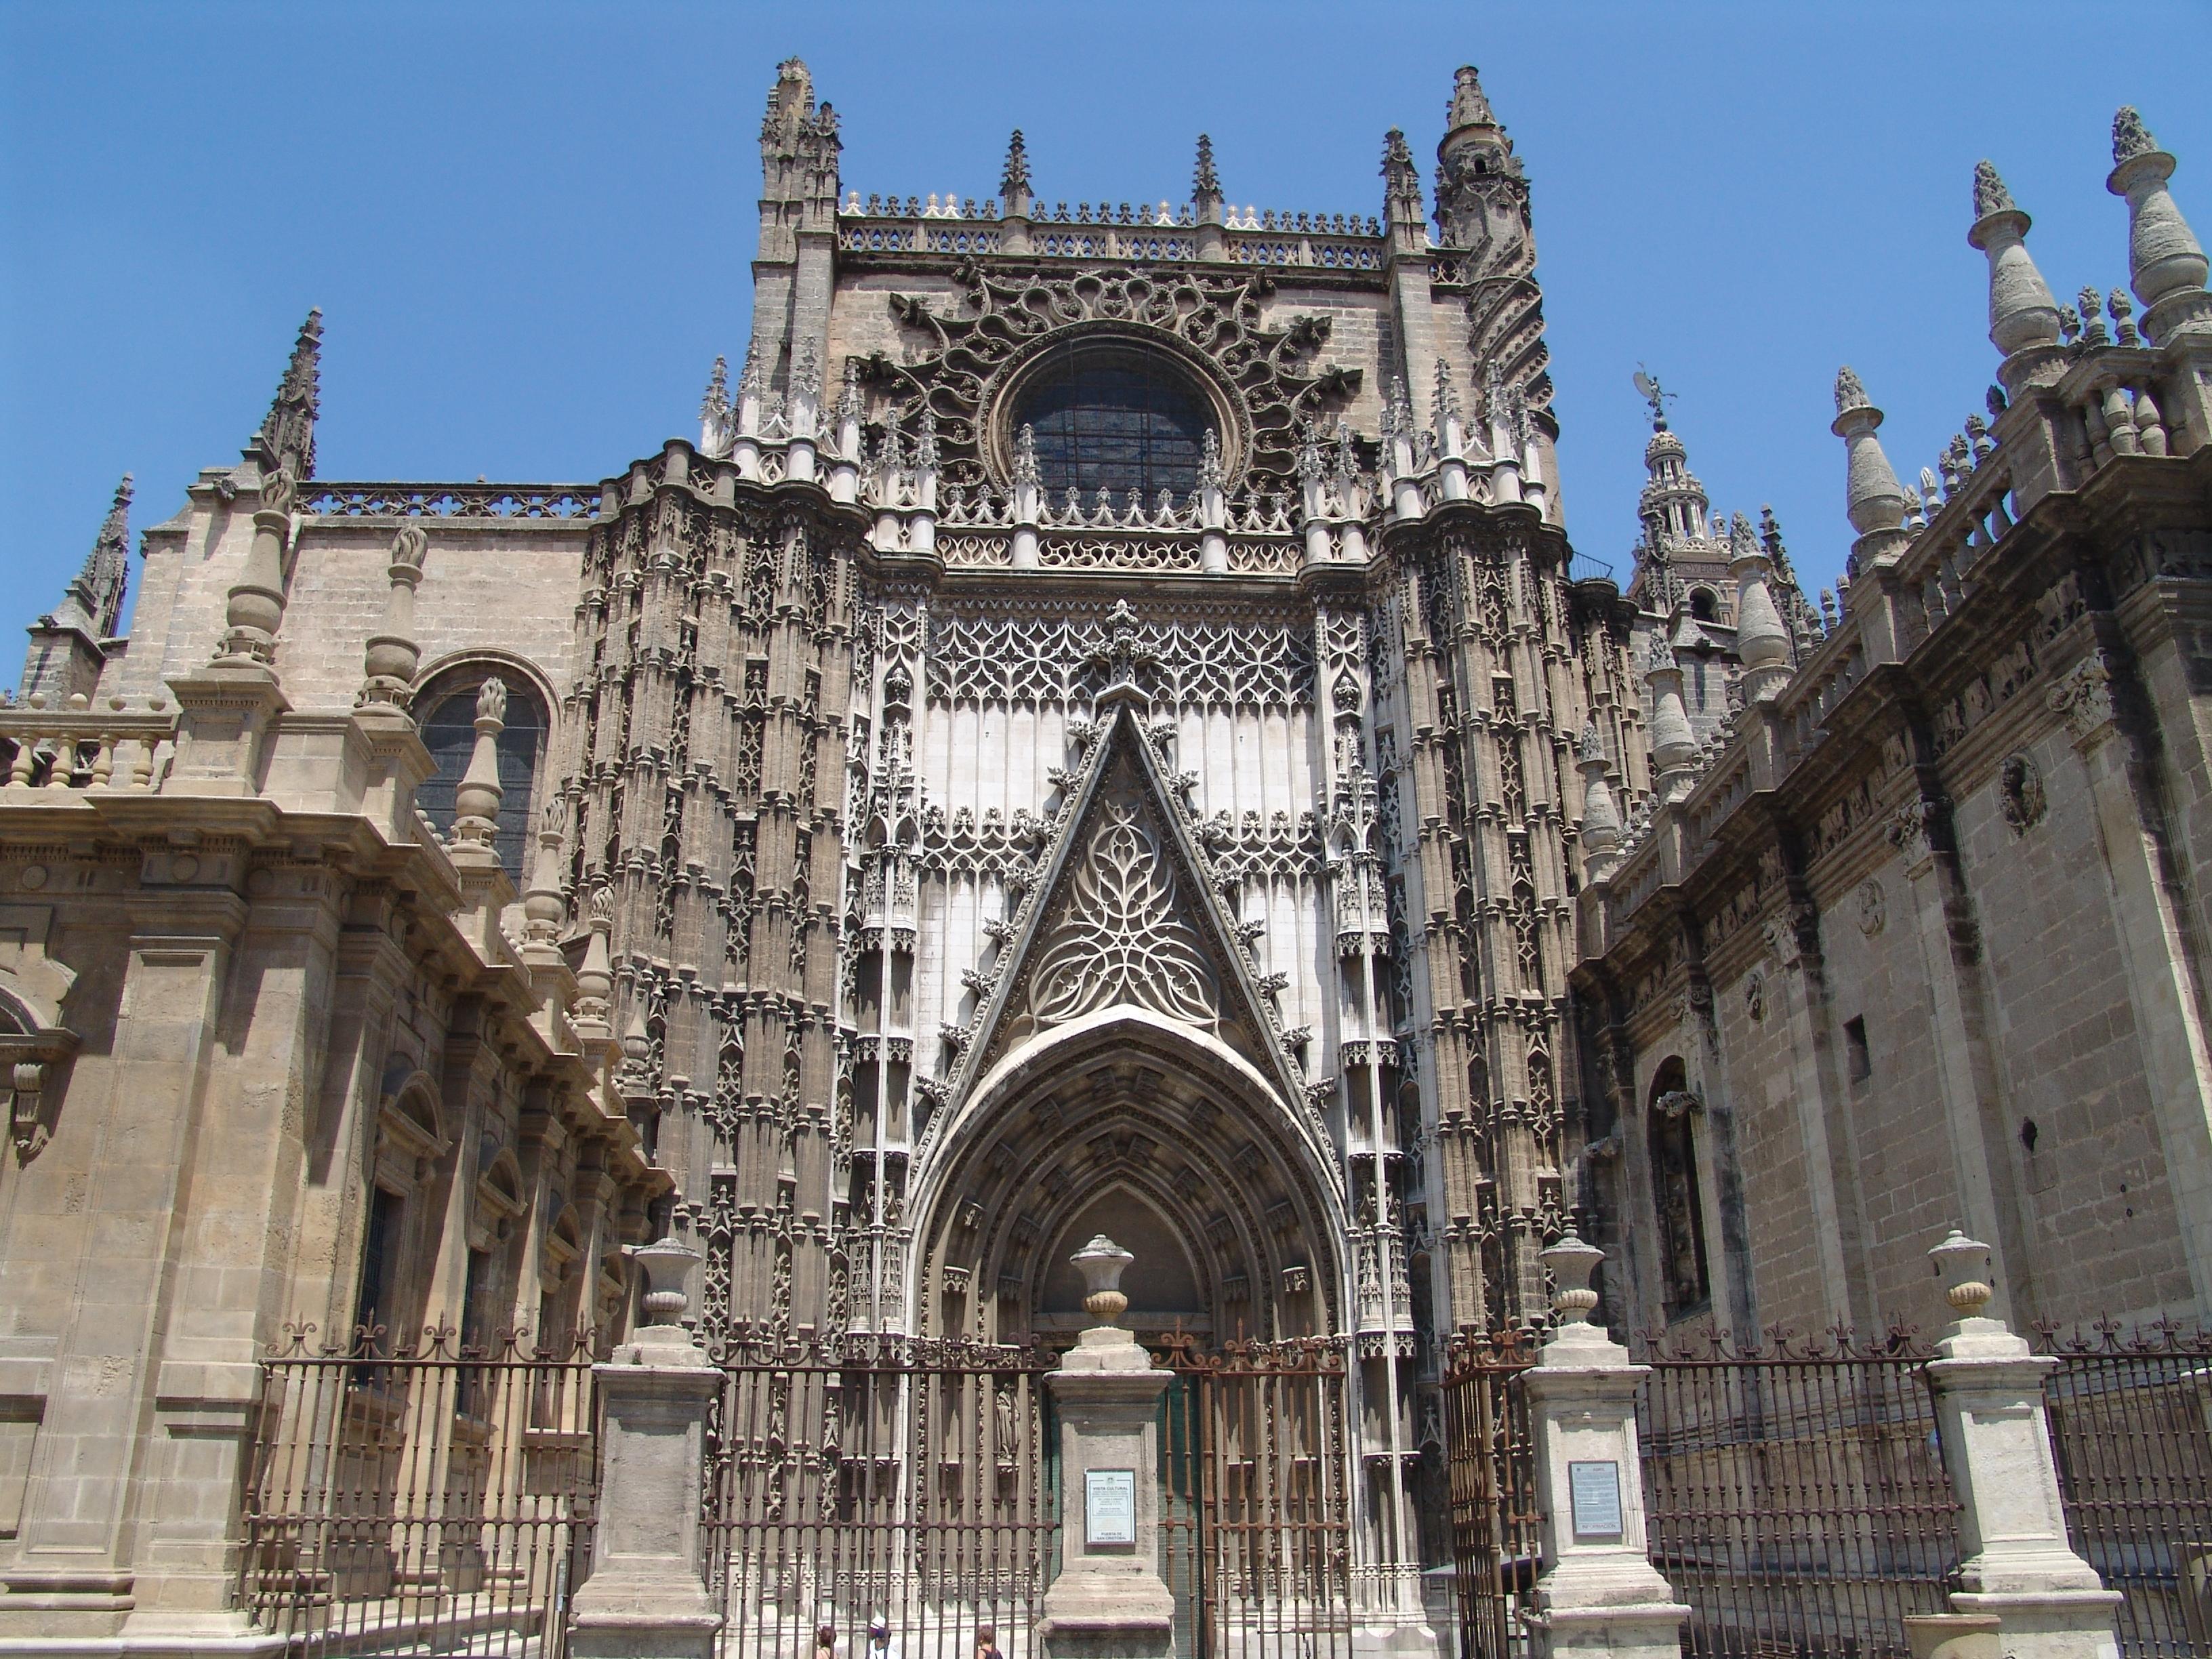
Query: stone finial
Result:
<box><xmin>2108</xmin><ymin>104</ymin><xmax>2210</xmax><ymax>343</ymax></box>
<box><xmin>700</xmin><ymin>355</ymin><xmax>729</xmax><ymax>424</ymax></box>
<box><xmin>1381</xmin><ymin>127</ymin><xmax>1422</xmax><ymax>220</ymax></box>
<box><xmin>2113</xmin><ymin>106</ymin><xmax>2156</xmax><ymax>165</ymax></box>
<box><xmin>1967</xmin><ymin>161</ymin><xmax>2061</xmax><ymax>373</ymax></box>
<box><xmin>1541</xmin><ymin>1229</ymin><xmax>1603</xmax><ymax>1326</ymax></box>
<box><xmin>1071</xmin><ymin>1235</ymin><xmax>1134</xmax><ymax>1326</ymax></box>
<box><xmin>1971</xmin><ymin>159</ymin><xmax>2014</xmax><ymax>220</ymax></box>
<box><xmin>1577</xmin><ymin>721</ymin><xmax>1622</xmax><ymax>869</ymax></box>
<box><xmin>214</xmin><ymin>458</ymin><xmax>298</xmax><ymax>668</ymax></box>
<box><xmin>1193</xmin><ymin>134</ymin><xmax>1221</xmax><ymax>201</ymax></box>
<box><xmin>1197</xmin><ymin>427</ymin><xmax>1223</xmax><ymax>491</ymax></box>
<box><xmin>573</xmin><ymin>888</ymin><xmax>615</xmax><ymax>1025</ymax></box>
<box><xmin>1831</xmin><ymin>367</ymin><xmax>1908</xmax><ymax>543</ymax></box>
<box><xmin>449</xmin><ymin>676</ymin><xmax>509</xmax><ymax>847</ymax></box>
<box><xmin>359</xmin><ymin>523</ymin><xmax>430</xmax><ymax>708</ymax></box>
<box><xmin>1645</xmin><ymin>640</ymin><xmax>1698</xmax><ymax>781</ymax></box>
<box><xmin>1013</xmin><ymin>422</ymin><xmax>1040</xmax><ymax>489</ymax></box>
<box><xmin>630</xmin><ymin>1235</ymin><xmax>703</xmax><ymax>1339</ymax></box>
<box><xmin>1928</xmin><ymin>1227</ymin><xmax>1995</xmax><ymax>1322</ymax></box>
<box><xmin>1729</xmin><ymin>512</ymin><xmax>1793</xmax><ymax>691</ymax></box>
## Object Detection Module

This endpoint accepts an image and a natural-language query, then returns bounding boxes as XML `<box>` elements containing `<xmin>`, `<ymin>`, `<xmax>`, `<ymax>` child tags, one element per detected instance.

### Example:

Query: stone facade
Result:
<box><xmin>1</xmin><ymin>57</ymin><xmax>2208</xmax><ymax>1655</ymax></box>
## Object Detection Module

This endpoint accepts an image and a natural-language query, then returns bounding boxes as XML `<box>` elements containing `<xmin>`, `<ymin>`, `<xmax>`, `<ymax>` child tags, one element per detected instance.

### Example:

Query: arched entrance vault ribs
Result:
<box><xmin>909</xmin><ymin>1011</ymin><xmax>1351</xmax><ymax>1347</ymax></box>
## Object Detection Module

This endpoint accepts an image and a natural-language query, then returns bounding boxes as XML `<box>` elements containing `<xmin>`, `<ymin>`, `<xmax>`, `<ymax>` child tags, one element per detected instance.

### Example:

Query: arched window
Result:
<box><xmin>1010</xmin><ymin>339</ymin><xmax>1212</xmax><ymax>499</ymax></box>
<box><xmin>1689</xmin><ymin>586</ymin><xmax>1719</xmax><ymax>623</ymax></box>
<box><xmin>1647</xmin><ymin>1058</ymin><xmax>1711</xmax><ymax>1317</ymax></box>
<box><xmin>416</xmin><ymin>667</ymin><xmax>548</xmax><ymax>884</ymax></box>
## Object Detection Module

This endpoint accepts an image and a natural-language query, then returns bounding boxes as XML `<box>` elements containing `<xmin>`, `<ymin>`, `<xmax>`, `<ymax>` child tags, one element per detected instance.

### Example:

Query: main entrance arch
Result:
<box><xmin>909</xmin><ymin>1009</ymin><xmax>1351</xmax><ymax>1350</ymax></box>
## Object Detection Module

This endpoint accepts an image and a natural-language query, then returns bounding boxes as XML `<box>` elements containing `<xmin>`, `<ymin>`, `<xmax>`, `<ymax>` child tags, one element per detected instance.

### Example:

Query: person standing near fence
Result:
<box><xmin>813</xmin><ymin>1624</ymin><xmax>840</xmax><ymax>1659</ymax></box>
<box><xmin>973</xmin><ymin>1624</ymin><xmax>1002</xmax><ymax>1659</ymax></box>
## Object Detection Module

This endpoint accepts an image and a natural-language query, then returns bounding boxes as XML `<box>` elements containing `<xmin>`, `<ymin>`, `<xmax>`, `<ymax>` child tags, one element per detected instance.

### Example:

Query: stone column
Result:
<box><xmin>1923</xmin><ymin>1230</ymin><xmax>2123</xmax><ymax>1659</ymax></box>
<box><xmin>1519</xmin><ymin>1233</ymin><xmax>1688</xmax><ymax>1659</ymax></box>
<box><xmin>567</xmin><ymin>1237</ymin><xmax>724</xmax><ymax>1659</ymax></box>
<box><xmin>1037</xmin><ymin>1237</ymin><xmax>1174</xmax><ymax>1659</ymax></box>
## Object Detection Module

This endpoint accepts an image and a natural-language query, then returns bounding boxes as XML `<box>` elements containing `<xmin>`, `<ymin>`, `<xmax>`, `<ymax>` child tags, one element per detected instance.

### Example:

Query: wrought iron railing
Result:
<box><xmin>1154</xmin><ymin>1334</ymin><xmax>1356</xmax><ymax>1659</ymax></box>
<box><xmin>1440</xmin><ymin>1330</ymin><xmax>1541</xmax><ymax>1659</ymax></box>
<box><xmin>239</xmin><ymin>1323</ymin><xmax>598</xmax><ymax>1657</ymax></box>
<box><xmin>2035</xmin><ymin>1320</ymin><xmax>2212</xmax><ymax>1658</ymax></box>
<box><xmin>1633</xmin><ymin>1325</ymin><xmax>1961</xmax><ymax>1659</ymax></box>
<box><xmin>704</xmin><ymin>1331</ymin><xmax>1059</xmax><ymax>1659</ymax></box>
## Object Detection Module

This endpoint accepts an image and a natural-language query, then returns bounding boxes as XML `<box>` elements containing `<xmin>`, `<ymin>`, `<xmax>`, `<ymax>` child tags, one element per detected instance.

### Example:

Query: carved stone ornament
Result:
<box><xmin>1887</xmin><ymin>796</ymin><xmax>1945</xmax><ymax>872</ymax></box>
<box><xmin>1998</xmin><ymin>752</ymin><xmax>2047</xmax><ymax>835</ymax></box>
<box><xmin>1744</xmin><ymin>971</ymin><xmax>1767</xmax><ymax>1025</ymax></box>
<box><xmin>1856</xmin><ymin>878</ymin><xmax>1887</xmax><ymax>938</ymax></box>
<box><xmin>2046</xmin><ymin>654</ymin><xmax>2118</xmax><ymax>748</ymax></box>
<box><xmin>873</xmin><ymin>262</ymin><xmax>1359</xmax><ymax>489</ymax></box>
<box><xmin>1654</xmin><ymin>1088</ymin><xmax>1704</xmax><ymax>1120</ymax></box>
<box><xmin>1027</xmin><ymin>798</ymin><xmax>1218</xmax><ymax>1028</ymax></box>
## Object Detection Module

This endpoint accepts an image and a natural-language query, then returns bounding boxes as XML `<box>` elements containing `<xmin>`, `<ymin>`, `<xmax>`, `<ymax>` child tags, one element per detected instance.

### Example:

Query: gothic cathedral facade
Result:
<box><xmin>4</xmin><ymin>56</ymin><xmax>2211</xmax><ymax>1652</ymax></box>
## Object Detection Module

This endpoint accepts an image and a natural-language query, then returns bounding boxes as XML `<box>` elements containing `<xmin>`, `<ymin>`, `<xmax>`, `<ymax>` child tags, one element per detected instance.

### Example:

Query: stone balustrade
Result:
<box><xmin>0</xmin><ymin>694</ymin><xmax>177</xmax><ymax>791</ymax></box>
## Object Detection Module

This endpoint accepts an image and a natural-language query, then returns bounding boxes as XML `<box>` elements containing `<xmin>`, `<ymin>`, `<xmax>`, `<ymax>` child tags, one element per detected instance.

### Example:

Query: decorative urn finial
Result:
<box><xmin>1071</xmin><ymin>1235</ymin><xmax>1134</xmax><ymax>1326</ymax></box>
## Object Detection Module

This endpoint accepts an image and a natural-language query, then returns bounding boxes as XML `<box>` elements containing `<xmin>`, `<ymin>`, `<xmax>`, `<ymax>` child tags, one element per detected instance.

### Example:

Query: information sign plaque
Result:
<box><xmin>1084</xmin><ymin>1468</ymin><xmax>1136</xmax><ymax>1545</ymax></box>
<box><xmin>1568</xmin><ymin>1460</ymin><xmax>1624</xmax><ymax>1539</ymax></box>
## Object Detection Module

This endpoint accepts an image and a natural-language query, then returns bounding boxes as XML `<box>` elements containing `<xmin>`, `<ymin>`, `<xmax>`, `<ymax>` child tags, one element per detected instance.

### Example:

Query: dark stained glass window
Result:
<box><xmin>1013</xmin><ymin>344</ymin><xmax>1211</xmax><ymax>499</ymax></box>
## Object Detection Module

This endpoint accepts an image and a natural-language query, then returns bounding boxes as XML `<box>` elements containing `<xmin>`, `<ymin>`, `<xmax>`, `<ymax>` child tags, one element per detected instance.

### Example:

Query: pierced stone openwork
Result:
<box><xmin>1027</xmin><ymin>794</ymin><xmax>1218</xmax><ymax>1030</ymax></box>
<box><xmin>868</xmin><ymin>263</ymin><xmax>1361</xmax><ymax>491</ymax></box>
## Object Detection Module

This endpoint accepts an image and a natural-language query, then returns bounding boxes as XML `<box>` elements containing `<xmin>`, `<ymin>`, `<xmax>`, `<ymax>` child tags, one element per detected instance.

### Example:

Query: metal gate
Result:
<box><xmin>705</xmin><ymin>1331</ymin><xmax>1059</xmax><ymax>1659</ymax></box>
<box><xmin>239</xmin><ymin>1324</ymin><xmax>599</xmax><ymax>1658</ymax></box>
<box><xmin>1439</xmin><ymin>1330</ymin><xmax>1540</xmax><ymax>1659</ymax></box>
<box><xmin>1157</xmin><ymin>1334</ymin><xmax>1355</xmax><ymax>1659</ymax></box>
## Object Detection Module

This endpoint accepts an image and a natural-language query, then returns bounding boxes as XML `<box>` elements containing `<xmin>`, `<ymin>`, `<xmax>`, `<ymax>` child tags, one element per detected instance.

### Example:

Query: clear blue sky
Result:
<box><xmin>5</xmin><ymin>1</ymin><xmax>2208</xmax><ymax>653</ymax></box>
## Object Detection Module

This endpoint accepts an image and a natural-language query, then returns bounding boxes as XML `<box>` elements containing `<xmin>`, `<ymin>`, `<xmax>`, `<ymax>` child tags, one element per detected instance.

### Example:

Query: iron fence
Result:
<box><xmin>704</xmin><ymin>1331</ymin><xmax>1059</xmax><ymax>1659</ymax></box>
<box><xmin>1439</xmin><ymin>1330</ymin><xmax>1541</xmax><ymax>1659</ymax></box>
<box><xmin>1633</xmin><ymin>1325</ymin><xmax>1961</xmax><ymax>1659</ymax></box>
<box><xmin>1155</xmin><ymin>1334</ymin><xmax>1356</xmax><ymax>1659</ymax></box>
<box><xmin>2034</xmin><ymin>1320</ymin><xmax>2212</xmax><ymax>1658</ymax></box>
<box><xmin>240</xmin><ymin>1323</ymin><xmax>598</xmax><ymax>1657</ymax></box>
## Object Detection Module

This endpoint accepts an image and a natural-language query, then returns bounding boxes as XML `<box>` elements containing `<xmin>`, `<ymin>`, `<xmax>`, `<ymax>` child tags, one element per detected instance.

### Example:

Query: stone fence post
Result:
<box><xmin>1037</xmin><ymin>1235</ymin><xmax>1174</xmax><ymax>1659</ymax></box>
<box><xmin>1519</xmin><ymin>1232</ymin><xmax>1688</xmax><ymax>1659</ymax></box>
<box><xmin>568</xmin><ymin>1236</ymin><xmax>724</xmax><ymax>1659</ymax></box>
<box><xmin>1521</xmin><ymin>1238</ymin><xmax>1689</xmax><ymax>1659</ymax></box>
<box><xmin>1923</xmin><ymin>1229</ymin><xmax>2123</xmax><ymax>1659</ymax></box>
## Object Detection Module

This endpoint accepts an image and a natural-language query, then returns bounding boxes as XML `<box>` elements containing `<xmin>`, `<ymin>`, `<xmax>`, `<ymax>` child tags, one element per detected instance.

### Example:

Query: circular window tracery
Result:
<box><xmin>1008</xmin><ymin>337</ymin><xmax>1215</xmax><ymax>499</ymax></box>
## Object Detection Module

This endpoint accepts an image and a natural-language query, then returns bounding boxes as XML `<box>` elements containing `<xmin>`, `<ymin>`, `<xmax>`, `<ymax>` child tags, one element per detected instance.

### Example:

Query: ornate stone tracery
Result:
<box><xmin>868</xmin><ymin>261</ymin><xmax>1363</xmax><ymax>490</ymax></box>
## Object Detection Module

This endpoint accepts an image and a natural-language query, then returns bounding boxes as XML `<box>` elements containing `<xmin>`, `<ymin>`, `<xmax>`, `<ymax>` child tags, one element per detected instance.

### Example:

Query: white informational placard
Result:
<box><xmin>1085</xmin><ymin>1468</ymin><xmax>1136</xmax><ymax>1545</ymax></box>
<box><xmin>1568</xmin><ymin>1460</ymin><xmax>1623</xmax><ymax>1539</ymax></box>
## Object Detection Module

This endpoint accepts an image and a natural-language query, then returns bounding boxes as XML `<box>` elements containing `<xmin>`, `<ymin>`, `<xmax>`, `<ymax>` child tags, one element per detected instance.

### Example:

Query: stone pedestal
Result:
<box><xmin>568</xmin><ymin>1239</ymin><xmax>725</xmax><ymax>1659</ymax></box>
<box><xmin>1038</xmin><ymin>1237</ymin><xmax>1174</xmax><ymax>1659</ymax></box>
<box><xmin>1520</xmin><ymin>1234</ymin><xmax>1688</xmax><ymax>1659</ymax></box>
<box><xmin>1925</xmin><ymin>1232</ymin><xmax>2122</xmax><ymax>1659</ymax></box>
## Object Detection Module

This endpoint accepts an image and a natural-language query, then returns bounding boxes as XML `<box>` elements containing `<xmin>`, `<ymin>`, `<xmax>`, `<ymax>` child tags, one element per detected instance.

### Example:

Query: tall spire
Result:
<box><xmin>249</xmin><ymin>308</ymin><xmax>323</xmax><ymax>481</ymax></box>
<box><xmin>1967</xmin><ymin>160</ymin><xmax>2062</xmax><ymax>392</ymax></box>
<box><xmin>1445</xmin><ymin>65</ymin><xmax>1494</xmax><ymax>129</ymax></box>
<box><xmin>1431</xmin><ymin>64</ymin><xmax>1551</xmax><ymax>432</ymax></box>
<box><xmin>51</xmin><ymin>474</ymin><xmax>134</xmax><ymax>638</ymax></box>
<box><xmin>2108</xmin><ymin>106</ymin><xmax>2211</xmax><ymax>343</ymax></box>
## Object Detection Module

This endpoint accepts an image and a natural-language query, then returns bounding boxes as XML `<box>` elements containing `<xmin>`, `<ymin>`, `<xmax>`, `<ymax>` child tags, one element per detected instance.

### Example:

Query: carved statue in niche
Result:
<box><xmin>1647</xmin><ymin>1066</ymin><xmax>1711</xmax><ymax>1317</ymax></box>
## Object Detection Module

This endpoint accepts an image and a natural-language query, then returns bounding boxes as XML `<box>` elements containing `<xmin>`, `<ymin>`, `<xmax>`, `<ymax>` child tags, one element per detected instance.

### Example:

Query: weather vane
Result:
<box><xmin>1633</xmin><ymin>365</ymin><xmax>1677</xmax><ymax>430</ymax></box>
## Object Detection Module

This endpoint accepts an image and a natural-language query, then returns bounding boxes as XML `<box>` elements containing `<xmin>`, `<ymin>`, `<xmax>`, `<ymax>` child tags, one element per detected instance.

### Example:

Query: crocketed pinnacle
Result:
<box><xmin>1001</xmin><ymin>129</ymin><xmax>1031</xmax><ymax>198</ymax></box>
<box><xmin>54</xmin><ymin>473</ymin><xmax>134</xmax><ymax>638</ymax></box>
<box><xmin>1972</xmin><ymin>159</ymin><xmax>2015</xmax><ymax>220</ymax></box>
<box><xmin>1381</xmin><ymin>127</ymin><xmax>1421</xmax><ymax>214</ymax></box>
<box><xmin>252</xmin><ymin>308</ymin><xmax>323</xmax><ymax>480</ymax></box>
<box><xmin>1193</xmin><ymin>134</ymin><xmax>1220</xmax><ymax>200</ymax></box>
<box><xmin>701</xmin><ymin>355</ymin><xmax>730</xmax><ymax>422</ymax></box>
<box><xmin>1834</xmin><ymin>365</ymin><xmax>1870</xmax><ymax>415</ymax></box>
<box><xmin>2114</xmin><ymin>106</ymin><xmax>2157</xmax><ymax>165</ymax></box>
